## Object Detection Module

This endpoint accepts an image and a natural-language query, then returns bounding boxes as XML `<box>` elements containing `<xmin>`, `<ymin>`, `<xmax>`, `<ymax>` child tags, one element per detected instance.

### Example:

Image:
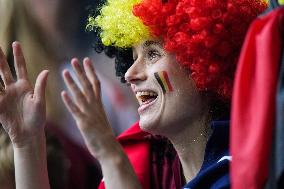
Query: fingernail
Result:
<box><xmin>62</xmin><ymin>69</ymin><xmax>68</xmax><ymax>76</ymax></box>
<box><xmin>71</xmin><ymin>58</ymin><xmax>78</xmax><ymax>63</ymax></box>
<box><xmin>44</xmin><ymin>70</ymin><xmax>50</xmax><ymax>75</ymax></box>
<box><xmin>84</xmin><ymin>57</ymin><xmax>90</xmax><ymax>62</ymax></box>
<box><xmin>12</xmin><ymin>41</ymin><xmax>19</xmax><ymax>48</ymax></box>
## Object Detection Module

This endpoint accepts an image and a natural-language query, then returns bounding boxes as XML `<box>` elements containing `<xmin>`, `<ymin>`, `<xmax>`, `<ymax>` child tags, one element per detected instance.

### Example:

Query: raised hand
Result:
<box><xmin>62</xmin><ymin>58</ymin><xmax>142</xmax><ymax>189</ymax></box>
<box><xmin>0</xmin><ymin>42</ymin><xmax>49</xmax><ymax>147</ymax></box>
<box><xmin>61</xmin><ymin>58</ymin><xmax>117</xmax><ymax>158</ymax></box>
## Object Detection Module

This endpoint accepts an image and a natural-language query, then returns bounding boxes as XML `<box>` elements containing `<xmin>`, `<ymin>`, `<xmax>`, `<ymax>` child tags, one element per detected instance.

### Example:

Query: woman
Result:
<box><xmin>87</xmin><ymin>0</ymin><xmax>267</xmax><ymax>188</ymax></box>
<box><xmin>0</xmin><ymin>0</ymin><xmax>267</xmax><ymax>189</ymax></box>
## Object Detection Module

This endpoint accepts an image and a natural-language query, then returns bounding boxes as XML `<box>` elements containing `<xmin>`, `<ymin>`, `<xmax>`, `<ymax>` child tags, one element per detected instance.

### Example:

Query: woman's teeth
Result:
<box><xmin>136</xmin><ymin>91</ymin><xmax>158</xmax><ymax>105</ymax></box>
<box><xmin>136</xmin><ymin>91</ymin><xmax>157</xmax><ymax>97</ymax></box>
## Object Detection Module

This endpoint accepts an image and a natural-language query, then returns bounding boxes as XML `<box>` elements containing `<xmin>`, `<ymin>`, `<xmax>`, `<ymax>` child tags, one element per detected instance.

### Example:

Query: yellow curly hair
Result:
<box><xmin>87</xmin><ymin>0</ymin><xmax>150</xmax><ymax>48</ymax></box>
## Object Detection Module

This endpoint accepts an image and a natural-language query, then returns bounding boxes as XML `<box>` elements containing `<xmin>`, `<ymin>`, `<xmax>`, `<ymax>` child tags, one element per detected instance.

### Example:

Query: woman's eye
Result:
<box><xmin>147</xmin><ymin>50</ymin><xmax>161</xmax><ymax>61</ymax></box>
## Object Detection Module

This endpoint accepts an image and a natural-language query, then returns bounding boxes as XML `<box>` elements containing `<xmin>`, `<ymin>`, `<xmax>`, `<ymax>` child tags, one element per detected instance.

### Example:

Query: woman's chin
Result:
<box><xmin>138</xmin><ymin>116</ymin><xmax>162</xmax><ymax>135</ymax></box>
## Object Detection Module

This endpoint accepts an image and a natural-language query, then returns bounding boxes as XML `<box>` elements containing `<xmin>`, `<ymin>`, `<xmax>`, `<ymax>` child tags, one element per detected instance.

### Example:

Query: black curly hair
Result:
<box><xmin>92</xmin><ymin>36</ymin><xmax>133</xmax><ymax>83</ymax></box>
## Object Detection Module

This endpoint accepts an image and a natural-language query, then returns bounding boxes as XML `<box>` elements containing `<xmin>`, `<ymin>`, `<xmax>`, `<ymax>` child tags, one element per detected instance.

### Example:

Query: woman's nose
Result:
<box><xmin>124</xmin><ymin>60</ymin><xmax>147</xmax><ymax>84</ymax></box>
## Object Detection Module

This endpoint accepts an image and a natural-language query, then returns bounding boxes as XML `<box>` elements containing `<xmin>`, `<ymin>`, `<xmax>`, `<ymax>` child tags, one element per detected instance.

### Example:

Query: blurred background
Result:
<box><xmin>0</xmin><ymin>0</ymin><xmax>138</xmax><ymax>188</ymax></box>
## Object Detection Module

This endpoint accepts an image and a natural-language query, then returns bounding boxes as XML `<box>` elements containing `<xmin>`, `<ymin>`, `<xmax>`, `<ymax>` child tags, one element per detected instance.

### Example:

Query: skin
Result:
<box><xmin>0</xmin><ymin>39</ymin><xmax>211</xmax><ymax>188</ymax></box>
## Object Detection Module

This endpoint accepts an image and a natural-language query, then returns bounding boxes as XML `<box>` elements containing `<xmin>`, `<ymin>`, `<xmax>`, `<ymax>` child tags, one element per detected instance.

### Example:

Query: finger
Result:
<box><xmin>12</xmin><ymin>42</ymin><xmax>29</xmax><ymax>80</ymax></box>
<box><xmin>62</xmin><ymin>70</ymin><xmax>88</xmax><ymax>107</ymax></box>
<box><xmin>71</xmin><ymin>58</ymin><xmax>94</xmax><ymax>101</ymax></box>
<box><xmin>61</xmin><ymin>91</ymin><xmax>83</xmax><ymax>119</ymax></box>
<box><xmin>83</xmin><ymin>58</ymin><xmax>101</xmax><ymax>101</ymax></box>
<box><xmin>34</xmin><ymin>70</ymin><xmax>49</xmax><ymax>102</ymax></box>
<box><xmin>0</xmin><ymin>46</ymin><xmax>14</xmax><ymax>85</ymax></box>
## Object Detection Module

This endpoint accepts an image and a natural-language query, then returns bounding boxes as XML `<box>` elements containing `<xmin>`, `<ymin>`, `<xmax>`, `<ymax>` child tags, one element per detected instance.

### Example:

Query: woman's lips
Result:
<box><xmin>138</xmin><ymin>97</ymin><xmax>158</xmax><ymax>114</ymax></box>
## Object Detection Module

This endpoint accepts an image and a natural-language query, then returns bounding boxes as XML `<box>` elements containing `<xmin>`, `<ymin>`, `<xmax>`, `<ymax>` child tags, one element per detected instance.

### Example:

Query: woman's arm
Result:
<box><xmin>14</xmin><ymin>133</ymin><xmax>49</xmax><ymax>189</ymax></box>
<box><xmin>0</xmin><ymin>42</ymin><xmax>50</xmax><ymax>189</ymax></box>
<box><xmin>61</xmin><ymin>58</ymin><xmax>141</xmax><ymax>189</ymax></box>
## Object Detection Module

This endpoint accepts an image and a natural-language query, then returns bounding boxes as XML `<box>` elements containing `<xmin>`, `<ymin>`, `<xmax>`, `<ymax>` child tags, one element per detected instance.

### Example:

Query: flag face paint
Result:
<box><xmin>154</xmin><ymin>71</ymin><xmax>173</xmax><ymax>93</ymax></box>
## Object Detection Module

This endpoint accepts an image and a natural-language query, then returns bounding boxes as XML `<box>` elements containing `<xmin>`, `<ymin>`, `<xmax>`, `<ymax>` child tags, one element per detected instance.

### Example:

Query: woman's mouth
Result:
<box><xmin>136</xmin><ymin>91</ymin><xmax>158</xmax><ymax>113</ymax></box>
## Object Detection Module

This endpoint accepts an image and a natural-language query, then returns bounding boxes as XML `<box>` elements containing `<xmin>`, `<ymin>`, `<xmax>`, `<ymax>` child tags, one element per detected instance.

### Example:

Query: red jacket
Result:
<box><xmin>98</xmin><ymin>122</ymin><xmax>151</xmax><ymax>189</ymax></box>
<box><xmin>98</xmin><ymin>122</ymin><xmax>184</xmax><ymax>189</ymax></box>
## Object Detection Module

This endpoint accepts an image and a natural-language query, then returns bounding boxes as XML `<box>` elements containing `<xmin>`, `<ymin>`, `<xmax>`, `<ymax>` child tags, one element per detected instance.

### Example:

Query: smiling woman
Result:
<box><xmin>0</xmin><ymin>0</ymin><xmax>268</xmax><ymax>189</ymax></box>
<box><xmin>85</xmin><ymin>0</ymin><xmax>267</xmax><ymax>188</ymax></box>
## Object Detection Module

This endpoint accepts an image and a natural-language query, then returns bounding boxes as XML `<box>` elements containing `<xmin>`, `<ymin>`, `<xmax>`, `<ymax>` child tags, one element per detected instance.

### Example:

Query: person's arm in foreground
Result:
<box><xmin>0</xmin><ymin>42</ymin><xmax>50</xmax><ymax>189</ymax></box>
<box><xmin>61</xmin><ymin>58</ymin><xmax>142</xmax><ymax>189</ymax></box>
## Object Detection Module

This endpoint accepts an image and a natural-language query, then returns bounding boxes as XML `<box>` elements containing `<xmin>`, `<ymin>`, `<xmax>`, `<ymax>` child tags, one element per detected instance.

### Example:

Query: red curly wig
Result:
<box><xmin>133</xmin><ymin>0</ymin><xmax>267</xmax><ymax>99</ymax></box>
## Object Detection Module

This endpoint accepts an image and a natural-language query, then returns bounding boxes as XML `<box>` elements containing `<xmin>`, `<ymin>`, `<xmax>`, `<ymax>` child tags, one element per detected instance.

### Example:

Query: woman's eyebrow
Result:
<box><xmin>142</xmin><ymin>40</ymin><xmax>163</xmax><ymax>49</ymax></box>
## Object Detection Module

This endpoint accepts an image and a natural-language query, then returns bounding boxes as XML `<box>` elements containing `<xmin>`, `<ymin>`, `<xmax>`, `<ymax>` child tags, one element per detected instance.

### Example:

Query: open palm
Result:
<box><xmin>0</xmin><ymin>42</ymin><xmax>48</xmax><ymax>146</ymax></box>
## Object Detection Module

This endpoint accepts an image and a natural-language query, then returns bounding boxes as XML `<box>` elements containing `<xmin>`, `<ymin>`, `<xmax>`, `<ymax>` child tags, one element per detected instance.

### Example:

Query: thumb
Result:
<box><xmin>34</xmin><ymin>70</ymin><xmax>49</xmax><ymax>102</ymax></box>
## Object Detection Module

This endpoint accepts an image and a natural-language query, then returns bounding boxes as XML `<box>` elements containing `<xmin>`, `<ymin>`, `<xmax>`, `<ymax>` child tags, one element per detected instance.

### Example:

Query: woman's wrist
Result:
<box><xmin>92</xmin><ymin>136</ymin><xmax>125</xmax><ymax>162</ymax></box>
<box><xmin>95</xmin><ymin>137</ymin><xmax>142</xmax><ymax>189</ymax></box>
<box><xmin>12</xmin><ymin>130</ymin><xmax>46</xmax><ymax>149</ymax></box>
<box><xmin>13</xmin><ymin>130</ymin><xmax>50</xmax><ymax>189</ymax></box>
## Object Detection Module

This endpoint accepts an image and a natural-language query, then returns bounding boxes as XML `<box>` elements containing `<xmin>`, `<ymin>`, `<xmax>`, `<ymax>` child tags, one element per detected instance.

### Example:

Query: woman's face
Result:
<box><xmin>125</xmin><ymin>40</ymin><xmax>208</xmax><ymax>136</ymax></box>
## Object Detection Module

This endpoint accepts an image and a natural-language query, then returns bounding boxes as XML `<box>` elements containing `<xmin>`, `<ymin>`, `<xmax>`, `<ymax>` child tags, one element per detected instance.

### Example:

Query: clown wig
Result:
<box><xmin>87</xmin><ymin>0</ymin><xmax>267</xmax><ymax>100</ymax></box>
